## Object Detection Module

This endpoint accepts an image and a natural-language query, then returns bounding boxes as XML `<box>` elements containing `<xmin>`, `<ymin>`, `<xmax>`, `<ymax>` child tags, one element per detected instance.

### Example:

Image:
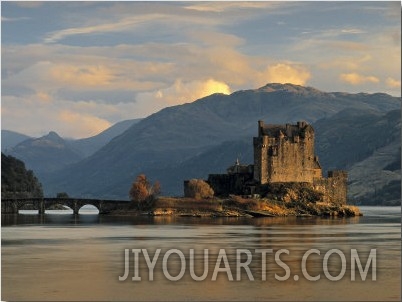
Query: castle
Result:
<box><xmin>189</xmin><ymin>120</ymin><xmax>347</xmax><ymax>204</ymax></box>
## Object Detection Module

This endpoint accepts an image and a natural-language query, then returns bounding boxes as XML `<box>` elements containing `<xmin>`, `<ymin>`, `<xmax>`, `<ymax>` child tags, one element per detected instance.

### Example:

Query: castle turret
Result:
<box><xmin>258</xmin><ymin>120</ymin><xmax>264</xmax><ymax>136</ymax></box>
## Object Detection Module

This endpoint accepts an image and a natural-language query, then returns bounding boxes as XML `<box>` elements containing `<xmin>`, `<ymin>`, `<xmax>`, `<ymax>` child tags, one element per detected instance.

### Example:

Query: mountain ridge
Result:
<box><xmin>67</xmin><ymin>118</ymin><xmax>141</xmax><ymax>157</ymax></box>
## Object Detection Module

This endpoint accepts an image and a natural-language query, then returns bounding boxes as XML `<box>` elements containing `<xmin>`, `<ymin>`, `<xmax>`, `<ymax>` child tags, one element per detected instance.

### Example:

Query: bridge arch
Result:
<box><xmin>44</xmin><ymin>203</ymin><xmax>74</xmax><ymax>214</ymax></box>
<box><xmin>43</xmin><ymin>199</ymin><xmax>75</xmax><ymax>214</ymax></box>
<box><xmin>16</xmin><ymin>199</ymin><xmax>42</xmax><ymax>214</ymax></box>
<box><xmin>18</xmin><ymin>202</ymin><xmax>38</xmax><ymax>214</ymax></box>
<box><xmin>78</xmin><ymin>204</ymin><xmax>100</xmax><ymax>214</ymax></box>
<box><xmin>76</xmin><ymin>200</ymin><xmax>101</xmax><ymax>214</ymax></box>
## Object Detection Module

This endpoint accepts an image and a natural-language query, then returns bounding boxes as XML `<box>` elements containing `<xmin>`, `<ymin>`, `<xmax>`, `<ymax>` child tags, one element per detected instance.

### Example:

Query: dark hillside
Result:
<box><xmin>1</xmin><ymin>153</ymin><xmax>43</xmax><ymax>198</ymax></box>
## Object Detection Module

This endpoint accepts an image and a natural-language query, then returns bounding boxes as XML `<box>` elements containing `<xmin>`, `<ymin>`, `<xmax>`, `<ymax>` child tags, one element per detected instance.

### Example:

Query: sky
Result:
<box><xmin>1</xmin><ymin>1</ymin><xmax>401</xmax><ymax>139</ymax></box>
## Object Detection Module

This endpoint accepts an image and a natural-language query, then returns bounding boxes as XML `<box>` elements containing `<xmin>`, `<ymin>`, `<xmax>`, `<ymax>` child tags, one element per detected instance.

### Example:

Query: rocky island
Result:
<box><xmin>121</xmin><ymin>120</ymin><xmax>361</xmax><ymax>218</ymax></box>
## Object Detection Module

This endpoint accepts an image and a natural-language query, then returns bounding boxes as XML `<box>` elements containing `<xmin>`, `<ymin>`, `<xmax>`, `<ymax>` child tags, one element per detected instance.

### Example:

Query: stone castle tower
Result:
<box><xmin>253</xmin><ymin>120</ymin><xmax>322</xmax><ymax>184</ymax></box>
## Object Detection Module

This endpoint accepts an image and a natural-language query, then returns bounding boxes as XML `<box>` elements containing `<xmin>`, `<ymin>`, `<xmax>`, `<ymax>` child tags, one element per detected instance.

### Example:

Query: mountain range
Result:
<box><xmin>3</xmin><ymin>83</ymin><xmax>400</xmax><ymax>204</ymax></box>
<box><xmin>2</xmin><ymin>118</ymin><xmax>140</xmax><ymax>178</ymax></box>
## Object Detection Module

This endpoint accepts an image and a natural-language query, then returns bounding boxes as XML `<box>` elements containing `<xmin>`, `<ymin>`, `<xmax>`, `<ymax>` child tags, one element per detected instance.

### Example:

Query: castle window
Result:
<box><xmin>268</xmin><ymin>146</ymin><xmax>278</xmax><ymax>156</ymax></box>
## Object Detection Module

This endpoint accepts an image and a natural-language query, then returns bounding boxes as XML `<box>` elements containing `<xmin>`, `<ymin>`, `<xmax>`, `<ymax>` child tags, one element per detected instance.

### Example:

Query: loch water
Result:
<box><xmin>1</xmin><ymin>206</ymin><xmax>400</xmax><ymax>301</ymax></box>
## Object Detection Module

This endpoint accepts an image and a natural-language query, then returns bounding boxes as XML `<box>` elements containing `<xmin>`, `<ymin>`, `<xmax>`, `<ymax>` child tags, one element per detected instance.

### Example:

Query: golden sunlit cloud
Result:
<box><xmin>319</xmin><ymin>54</ymin><xmax>372</xmax><ymax>71</ymax></box>
<box><xmin>58</xmin><ymin>110</ymin><xmax>112</xmax><ymax>138</ymax></box>
<box><xmin>195</xmin><ymin>78</ymin><xmax>231</xmax><ymax>99</ymax></box>
<box><xmin>49</xmin><ymin>64</ymin><xmax>114</xmax><ymax>87</ymax></box>
<box><xmin>386</xmin><ymin>77</ymin><xmax>401</xmax><ymax>88</ymax></box>
<box><xmin>264</xmin><ymin>63</ymin><xmax>311</xmax><ymax>85</ymax></box>
<box><xmin>157</xmin><ymin>78</ymin><xmax>230</xmax><ymax>105</ymax></box>
<box><xmin>36</xmin><ymin>91</ymin><xmax>52</xmax><ymax>104</ymax></box>
<box><xmin>133</xmin><ymin>78</ymin><xmax>231</xmax><ymax>118</ymax></box>
<box><xmin>184</xmin><ymin>2</ymin><xmax>278</xmax><ymax>12</ymax></box>
<box><xmin>2</xmin><ymin>94</ymin><xmax>117</xmax><ymax>138</ymax></box>
<box><xmin>340</xmin><ymin>72</ymin><xmax>380</xmax><ymax>85</ymax></box>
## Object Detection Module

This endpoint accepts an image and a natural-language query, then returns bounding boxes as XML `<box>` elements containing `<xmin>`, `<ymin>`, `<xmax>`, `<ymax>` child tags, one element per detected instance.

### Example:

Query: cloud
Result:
<box><xmin>386</xmin><ymin>77</ymin><xmax>401</xmax><ymax>88</ymax></box>
<box><xmin>319</xmin><ymin>54</ymin><xmax>372</xmax><ymax>71</ymax></box>
<box><xmin>134</xmin><ymin>79</ymin><xmax>231</xmax><ymax>117</ymax></box>
<box><xmin>166</xmin><ymin>78</ymin><xmax>230</xmax><ymax>103</ymax></box>
<box><xmin>58</xmin><ymin>110</ymin><xmax>112</xmax><ymax>138</ymax></box>
<box><xmin>151</xmin><ymin>78</ymin><xmax>230</xmax><ymax>103</ymax></box>
<box><xmin>3</xmin><ymin>61</ymin><xmax>116</xmax><ymax>94</ymax></box>
<box><xmin>339</xmin><ymin>73</ymin><xmax>380</xmax><ymax>85</ymax></box>
<box><xmin>1</xmin><ymin>94</ymin><xmax>114</xmax><ymax>138</ymax></box>
<box><xmin>49</xmin><ymin>64</ymin><xmax>115</xmax><ymax>87</ymax></box>
<box><xmin>43</xmin><ymin>11</ymin><xmax>224</xmax><ymax>44</ymax></box>
<box><xmin>2</xmin><ymin>56</ymin><xmax>167</xmax><ymax>98</ymax></box>
<box><xmin>184</xmin><ymin>2</ymin><xmax>278</xmax><ymax>13</ymax></box>
<box><xmin>1</xmin><ymin>16</ymin><xmax>30</xmax><ymax>22</ymax></box>
<box><xmin>263</xmin><ymin>63</ymin><xmax>311</xmax><ymax>86</ymax></box>
<box><xmin>14</xmin><ymin>2</ymin><xmax>43</xmax><ymax>8</ymax></box>
<box><xmin>341</xmin><ymin>28</ymin><xmax>366</xmax><ymax>34</ymax></box>
<box><xmin>292</xmin><ymin>33</ymin><xmax>369</xmax><ymax>54</ymax></box>
<box><xmin>36</xmin><ymin>91</ymin><xmax>52</xmax><ymax>104</ymax></box>
<box><xmin>44</xmin><ymin>14</ymin><xmax>164</xmax><ymax>43</ymax></box>
<box><xmin>327</xmin><ymin>41</ymin><xmax>368</xmax><ymax>51</ymax></box>
<box><xmin>189</xmin><ymin>30</ymin><xmax>244</xmax><ymax>47</ymax></box>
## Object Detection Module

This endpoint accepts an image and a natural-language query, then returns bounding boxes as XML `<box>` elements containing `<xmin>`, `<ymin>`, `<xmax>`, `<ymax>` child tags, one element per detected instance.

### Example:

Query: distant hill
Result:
<box><xmin>6</xmin><ymin>131</ymin><xmax>84</xmax><ymax>178</ymax></box>
<box><xmin>314</xmin><ymin>109</ymin><xmax>400</xmax><ymax>205</ymax></box>
<box><xmin>1</xmin><ymin>153</ymin><xmax>43</xmax><ymax>198</ymax></box>
<box><xmin>43</xmin><ymin>83</ymin><xmax>400</xmax><ymax>202</ymax></box>
<box><xmin>1</xmin><ymin>130</ymin><xmax>31</xmax><ymax>152</ymax></box>
<box><xmin>67</xmin><ymin>118</ymin><xmax>141</xmax><ymax>157</ymax></box>
<box><xmin>314</xmin><ymin>108</ymin><xmax>400</xmax><ymax>172</ymax></box>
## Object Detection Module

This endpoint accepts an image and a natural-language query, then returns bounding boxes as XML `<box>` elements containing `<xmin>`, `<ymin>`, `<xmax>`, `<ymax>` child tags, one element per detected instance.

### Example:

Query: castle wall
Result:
<box><xmin>207</xmin><ymin>173</ymin><xmax>254</xmax><ymax>197</ymax></box>
<box><xmin>313</xmin><ymin>170</ymin><xmax>348</xmax><ymax>204</ymax></box>
<box><xmin>268</xmin><ymin>133</ymin><xmax>316</xmax><ymax>183</ymax></box>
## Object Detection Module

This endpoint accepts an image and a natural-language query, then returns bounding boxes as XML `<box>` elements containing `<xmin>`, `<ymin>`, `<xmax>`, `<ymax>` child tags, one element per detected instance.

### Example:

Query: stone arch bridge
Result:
<box><xmin>1</xmin><ymin>197</ymin><xmax>131</xmax><ymax>215</ymax></box>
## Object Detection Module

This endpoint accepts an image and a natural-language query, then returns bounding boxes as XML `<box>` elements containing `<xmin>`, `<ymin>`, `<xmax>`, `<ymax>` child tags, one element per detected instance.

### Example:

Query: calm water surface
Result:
<box><xmin>1</xmin><ymin>206</ymin><xmax>400</xmax><ymax>301</ymax></box>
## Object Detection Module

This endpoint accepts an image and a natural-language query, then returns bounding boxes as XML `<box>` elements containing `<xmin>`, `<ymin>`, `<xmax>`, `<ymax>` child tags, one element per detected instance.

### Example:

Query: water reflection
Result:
<box><xmin>1</xmin><ymin>207</ymin><xmax>400</xmax><ymax>301</ymax></box>
<box><xmin>4</xmin><ymin>209</ymin><xmax>399</xmax><ymax>227</ymax></box>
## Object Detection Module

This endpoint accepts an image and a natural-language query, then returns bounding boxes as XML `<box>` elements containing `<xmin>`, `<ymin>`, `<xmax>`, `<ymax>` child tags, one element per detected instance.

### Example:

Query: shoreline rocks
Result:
<box><xmin>109</xmin><ymin>196</ymin><xmax>362</xmax><ymax>217</ymax></box>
